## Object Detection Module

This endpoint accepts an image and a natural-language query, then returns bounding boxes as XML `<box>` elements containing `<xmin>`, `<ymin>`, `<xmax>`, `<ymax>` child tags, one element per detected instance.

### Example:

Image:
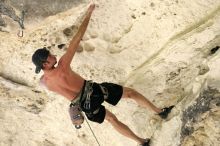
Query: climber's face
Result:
<box><xmin>42</xmin><ymin>53</ymin><xmax>57</xmax><ymax>70</ymax></box>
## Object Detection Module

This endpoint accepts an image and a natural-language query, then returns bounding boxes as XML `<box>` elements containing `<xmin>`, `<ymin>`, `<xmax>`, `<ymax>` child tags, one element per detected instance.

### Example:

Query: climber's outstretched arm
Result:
<box><xmin>59</xmin><ymin>4</ymin><xmax>95</xmax><ymax>68</ymax></box>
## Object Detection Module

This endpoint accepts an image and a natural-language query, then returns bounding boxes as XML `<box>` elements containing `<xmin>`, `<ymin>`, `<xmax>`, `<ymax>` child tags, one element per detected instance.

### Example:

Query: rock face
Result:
<box><xmin>0</xmin><ymin>0</ymin><xmax>220</xmax><ymax>146</ymax></box>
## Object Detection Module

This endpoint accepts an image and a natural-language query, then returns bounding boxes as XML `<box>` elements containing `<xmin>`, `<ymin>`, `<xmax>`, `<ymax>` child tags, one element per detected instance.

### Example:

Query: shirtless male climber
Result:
<box><xmin>32</xmin><ymin>4</ymin><xmax>173</xmax><ymax>146</ymax></box>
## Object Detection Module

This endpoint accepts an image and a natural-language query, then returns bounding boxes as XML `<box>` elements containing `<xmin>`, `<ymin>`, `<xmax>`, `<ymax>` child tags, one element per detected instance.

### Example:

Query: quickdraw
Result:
<box><xmin>17</xmin><ymin>29</ymin><xmax>23</xmax><ymax>37</ymax></box>
<box><xmin>17</xmin><ymin>10</ymin><xmax>25</xmax><ymax>37</ymax></box>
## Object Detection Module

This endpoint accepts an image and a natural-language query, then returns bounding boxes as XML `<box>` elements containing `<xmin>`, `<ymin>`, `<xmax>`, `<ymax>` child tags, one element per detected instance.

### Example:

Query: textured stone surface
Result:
<box><xmin>0</xmin><ymin>0</ymin><xmax>220</xmax><ymax>146</ymax></box>
<box><xmin>181</xmin><ymin>87</ymin><xmax>220</xmax><ymax>145</ymax></box>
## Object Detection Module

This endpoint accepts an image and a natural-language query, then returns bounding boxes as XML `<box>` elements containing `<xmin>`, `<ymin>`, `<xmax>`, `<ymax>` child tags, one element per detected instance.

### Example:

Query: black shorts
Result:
<box><xmin>81</xmin><ymin>81</ymin><xmax>123</xmax><ymax>124</ymax></box>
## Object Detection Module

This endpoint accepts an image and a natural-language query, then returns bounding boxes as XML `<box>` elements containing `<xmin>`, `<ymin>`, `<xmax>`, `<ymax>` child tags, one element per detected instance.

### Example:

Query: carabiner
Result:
<box><xmin>17</xmin><ymin>29</ymin><xmax>23</xmax><ymax>37</ymax></box>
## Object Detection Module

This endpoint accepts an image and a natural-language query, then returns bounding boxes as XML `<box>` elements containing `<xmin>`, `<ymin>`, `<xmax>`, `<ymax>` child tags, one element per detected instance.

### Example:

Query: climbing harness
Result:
<box><xmin>83</xmin><ymin>81</ymin><xmax>94</xmax><ymax>110</ymax></box>
<box><xmin>17</xmin><ymin>10</ymin><xmax>25</xmax><ymax>37</ymax></box>
<box><xmin>83</xmin><ymin>81</ymin><xmax>109</xmax><ymax>111</ymax></box>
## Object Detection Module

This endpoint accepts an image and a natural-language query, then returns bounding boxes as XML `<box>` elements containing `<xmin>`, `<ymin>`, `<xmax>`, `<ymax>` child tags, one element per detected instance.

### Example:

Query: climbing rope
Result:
<box><xmin>85</xmin><ymin>116</ymin><xmax>101</xmax><ymax>146</ymax></box>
